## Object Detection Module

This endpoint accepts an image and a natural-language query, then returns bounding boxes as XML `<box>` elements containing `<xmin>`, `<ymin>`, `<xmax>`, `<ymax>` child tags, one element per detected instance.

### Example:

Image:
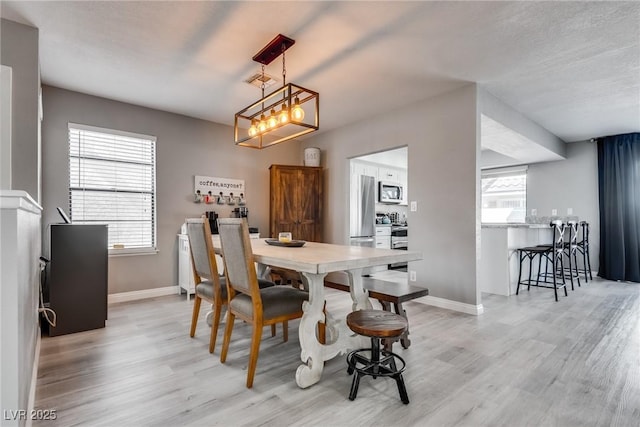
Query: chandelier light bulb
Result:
<box><xmin>278</xmin><ymin>104</ymin><xmax>289</xmax><ymax>124</ymax></box>
<box><xmin>291</xmin><ymin>97</ymin><xmax>305</xmax><ymax>121</ymax></box>
<box><xmin>258</xmin><ymin>115</ymin><xmax>267</xmax><ymax>133</ymax></box>
<box><xmin>248</xmin><ymin>120</ymin><xmax>258</xmax><ymax>137</ymax></box>
<box><xmin>267</xmin><ymin>109</ymin><xmax>278</xmax><ymax>129</ymax></box>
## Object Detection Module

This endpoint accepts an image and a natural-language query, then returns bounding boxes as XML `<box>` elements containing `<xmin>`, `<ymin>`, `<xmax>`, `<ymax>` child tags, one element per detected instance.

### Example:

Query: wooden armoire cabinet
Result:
<box><xmin>269</xmin><ymin>164</ymin><xmax>323</xmax><ymax>242</ymax></box>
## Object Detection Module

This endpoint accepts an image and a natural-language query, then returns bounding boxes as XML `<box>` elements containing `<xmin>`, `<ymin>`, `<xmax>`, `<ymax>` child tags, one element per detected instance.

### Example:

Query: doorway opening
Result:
<box><xmin>349</xmin><ymin>147</ymin><xmax>408</xmax><ymax>274</ymax></box>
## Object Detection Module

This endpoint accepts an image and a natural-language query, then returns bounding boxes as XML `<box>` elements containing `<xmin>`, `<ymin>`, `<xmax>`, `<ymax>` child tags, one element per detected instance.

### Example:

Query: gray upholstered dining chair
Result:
<box><xmin>217</xmin><ymin>218</ymin><xmax>309</xmax><ymax>388</ymax></box>
<box><xmin>186</xmin><ymin>217</ymin><xmax>226</xmax><ymax>353</ymax></box>
<box><xmin>186</xmin><ymin>217</ymin><xmax>275</xmax><ymax>353</ymax></box>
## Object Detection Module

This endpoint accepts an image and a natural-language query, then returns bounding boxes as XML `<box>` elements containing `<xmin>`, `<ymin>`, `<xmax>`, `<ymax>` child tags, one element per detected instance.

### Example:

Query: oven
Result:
<box><xmin>390</xmin><ymin>226</ymin><xmax>408</xmax><ymax>269</ymax></box>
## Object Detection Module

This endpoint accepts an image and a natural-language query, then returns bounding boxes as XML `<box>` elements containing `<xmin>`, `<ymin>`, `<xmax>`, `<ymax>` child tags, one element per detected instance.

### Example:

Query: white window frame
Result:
<box><xmin>481</xmin><ymin>165</ymin><xmax>528</xmax><ymax>224</ymax></box>
<box><xmin>68</xmin><ymin>123</ymin><xmax>157</xmax><ymax>256</ymax></box>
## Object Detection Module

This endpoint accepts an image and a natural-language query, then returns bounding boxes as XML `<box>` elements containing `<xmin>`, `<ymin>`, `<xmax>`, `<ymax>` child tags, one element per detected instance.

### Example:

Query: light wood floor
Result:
<box><xmin>34</xmin><ymin>277</ymin><xmax>639</xmax><ymax>426</ymax></box>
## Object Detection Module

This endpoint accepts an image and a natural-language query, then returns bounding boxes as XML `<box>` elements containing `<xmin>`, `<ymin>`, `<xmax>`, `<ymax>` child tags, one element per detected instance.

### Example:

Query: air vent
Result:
<box><xmin>244</xmin><ymin>72</ymin><xmax>278</xmax><ymax>89</ymax></box>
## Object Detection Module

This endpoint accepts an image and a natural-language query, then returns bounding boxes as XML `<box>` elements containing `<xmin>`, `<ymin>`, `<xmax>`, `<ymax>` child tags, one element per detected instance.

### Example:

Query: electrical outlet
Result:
<box><xmin>410</xmin><ymin>201</ymin><xmax>417</xmax><ymax>212</ymax></box>
<box><xmin>409</xmin><ymin>270</ymin><xmax>417</xmax><ymax>282</ymax></box>
<box><xmin>551</xmin><ymin>209</ymin><xmax>557</xmax><ymax>216</ymax></box>
<box><xmin>567</xmin><ymin>207</ymin><xmax>573</xmax><ymax>215</ymax></box>
<box><xmin>531</xmin><ymin>209</ymin><xmax>537</xmax><ymax>216</ymax></box>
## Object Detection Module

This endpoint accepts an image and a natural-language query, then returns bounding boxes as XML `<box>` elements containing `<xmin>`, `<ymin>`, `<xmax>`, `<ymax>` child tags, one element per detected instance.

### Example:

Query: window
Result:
<box><xmin>68</xmin><ymin>123</ymin><xmax>157</xmax><ymax>255</ymax></box>
<box><xmin>481</xmin><ymin>166</ymin><xmax>527</xmax><ymax>223</ymax></box>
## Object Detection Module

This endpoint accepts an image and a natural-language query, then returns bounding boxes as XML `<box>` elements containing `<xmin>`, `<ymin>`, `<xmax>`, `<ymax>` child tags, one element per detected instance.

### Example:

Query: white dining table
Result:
<box><xmin>248</xmin><ymin>238</ymin><xmax>422</xmax><ymax>389</ymax></box>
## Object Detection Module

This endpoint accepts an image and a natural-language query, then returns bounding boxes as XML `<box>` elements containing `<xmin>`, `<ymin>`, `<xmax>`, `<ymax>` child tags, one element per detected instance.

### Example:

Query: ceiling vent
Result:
<box><xmin>244</xmin><ymin>72</ymin><xmax>278</xmax><ymax>89</ymax></box>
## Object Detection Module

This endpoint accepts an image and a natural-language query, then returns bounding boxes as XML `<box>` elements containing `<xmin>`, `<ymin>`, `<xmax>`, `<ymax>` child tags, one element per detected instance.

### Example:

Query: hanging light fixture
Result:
<box><xmin>234</xmin><ymin>34</ymin><xmax>320</xmax><ymax>149</ymax></box>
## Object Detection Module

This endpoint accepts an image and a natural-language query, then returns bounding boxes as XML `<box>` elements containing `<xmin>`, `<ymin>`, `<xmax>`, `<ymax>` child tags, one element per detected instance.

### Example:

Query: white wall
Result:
<box><xmin>528</xmin><ymin>141</ymin><xmax>600</xmax><ymax>271</ymax></box>
<box><xmin>41</xmin><ymin>86</ymin><xmax>304</xmax><ymax>294</ymax></box>
<box><xmin>305</xmin><ymin>84</ymin><xmax>481</xmax><ymax>308</ymax></box>
<box><xmin>1</xmin><ymin>65</ymin><xmax>12</xmax><ymax>190</ymax></box>
<box><xmin>0</xmin><ymin>19</ymin><xmax>40</xmax><ymax>202</ymax></box>
<box><xmin>0</xmin><ymin>191</ymin><xmax>42</xmax><ymax>424</ymax></box>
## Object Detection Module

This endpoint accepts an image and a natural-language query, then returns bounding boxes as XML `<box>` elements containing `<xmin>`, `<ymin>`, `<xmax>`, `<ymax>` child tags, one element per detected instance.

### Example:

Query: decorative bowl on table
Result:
<box><xmin>265</xmin><ymin>239</ymin><xmax>306</xmax><ymax>247</ymax></box>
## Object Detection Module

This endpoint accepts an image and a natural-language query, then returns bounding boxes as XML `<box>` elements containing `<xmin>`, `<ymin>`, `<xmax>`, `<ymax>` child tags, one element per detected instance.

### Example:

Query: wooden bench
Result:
<box><xmin>324</xmin><ymin>272</ymin><xmax>428</xmax><ymax>350</ymax></box>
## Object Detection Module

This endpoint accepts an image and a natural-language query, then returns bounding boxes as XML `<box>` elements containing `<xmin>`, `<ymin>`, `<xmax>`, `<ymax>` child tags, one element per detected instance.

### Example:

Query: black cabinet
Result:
<box><xmin>48</xmin><ymin>224</ymin><xmax>108</xmax><ymax>336</ymax></box>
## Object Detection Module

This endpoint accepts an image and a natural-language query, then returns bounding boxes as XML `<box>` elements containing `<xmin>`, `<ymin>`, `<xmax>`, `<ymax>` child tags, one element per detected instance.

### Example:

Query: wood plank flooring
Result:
<box><xmin>33</xmin><ymin>277</ymin><xmax>639</xmax><ymax>426</ymax></box>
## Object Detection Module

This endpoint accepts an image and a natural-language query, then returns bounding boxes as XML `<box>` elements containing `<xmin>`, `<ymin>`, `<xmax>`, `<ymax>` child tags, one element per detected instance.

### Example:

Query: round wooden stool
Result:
<box><xmin>346</xmin><ymin>310</ymin><xmax>409</xmax><ymax>404</ymax></box>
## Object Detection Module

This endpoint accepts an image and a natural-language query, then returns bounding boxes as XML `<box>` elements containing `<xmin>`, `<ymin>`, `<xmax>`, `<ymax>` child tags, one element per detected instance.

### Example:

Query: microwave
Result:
<box><xmin>378</xmin><ymin>181</ymin><xmax>403</xmax><ymax>204</ymax></box>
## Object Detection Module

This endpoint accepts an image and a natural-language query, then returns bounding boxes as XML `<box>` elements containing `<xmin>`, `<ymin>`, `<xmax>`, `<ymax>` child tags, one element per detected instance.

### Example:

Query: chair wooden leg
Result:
<box><xmin>271</xmin><ymin>324</ymin><xmax>276</xmax><ymax>337</ymax></box>
<box><xmin>283</xmin><ymin>320</ymin><xmax>288</xmax><ymax>342</ymax></box>
<box><xmin>190</xmin><ymin>296</ymin><xmax>202</xmax><ymax>337</ymax></box>
<box><xmin>246</xmin><ymin>322</ymin><xmax>263</xmax><ymax>388</ymax></box>
<box><xmin>209</xmin><ymin>301</ymin><xmax>222</xmax><ymax>353</ymax></box>
<box><xmin>220</xmin><ymin>311</ymin><xmax>235</xmax><ymax>363</ymax></box>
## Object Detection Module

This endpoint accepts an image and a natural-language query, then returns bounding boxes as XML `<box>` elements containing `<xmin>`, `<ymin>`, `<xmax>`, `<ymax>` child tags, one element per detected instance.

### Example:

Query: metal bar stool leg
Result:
<box><xmin>527</xmin><ymin>253</ymin><xmax>534</xmax><ymax>291</ymax></box>
<box><xmin>586</xmin><ymin>246</ymin><xmax>593</xmax><ymax>280</ymax></box>
<box><xmin>516</xmin><ymin>250</ymin><xmax>524</xmax><ymax>295</ymax></box>
<box><xmin>349</xmin><ymin>371</ymin><xmax>363</xmax><ymax>401</ymax></box>
<box><xmin>581</xmin><ymin>247</ymin><xmax>589</xmax><ymax>283</ymax></box>
<box><xmin>535</xmin><ymin>252</ymin><xmax>543</xmax><ymax>287</ymax></box>
<box><xmin>394</xmin><ymin>372</ymin><xmax>410</xmax><ymax>404</ymax></box>
<box><xmin>559</xmin><ymin>251</ymin><xmax>568</xmax><ymax>297</ymax></box>
<box><xmin>552</xmin><ymin>264</ymin><xmax>558</xmax><ymax>301</ymax></box>
<box><xmin>573</xmin><ymin>249</ymin><xmax>581</xmax><ymax>287</ymax></box>
<box><xmin>567</xmin><ymin>250</ymin><xmax>575</xmax><ymax>291</ymax></box>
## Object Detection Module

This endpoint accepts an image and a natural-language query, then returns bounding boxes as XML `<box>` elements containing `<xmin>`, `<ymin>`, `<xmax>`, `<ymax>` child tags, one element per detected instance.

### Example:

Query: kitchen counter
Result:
<box><xmin>480</xmin><ymin>225</ymin><xmax>552</xmax><ymax>296</ymax></box>
<box><xmin>482</xmin><ymin>223</ymin><xmax>551</xmax><ymax>229</ymax></box>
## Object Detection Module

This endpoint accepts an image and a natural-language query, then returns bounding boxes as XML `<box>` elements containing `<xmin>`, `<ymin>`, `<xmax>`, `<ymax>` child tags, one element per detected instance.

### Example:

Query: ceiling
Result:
<box><xmin>2</xmin><ymin>1</ymin><xmax>638</xmax><ymax>145</ymax></box>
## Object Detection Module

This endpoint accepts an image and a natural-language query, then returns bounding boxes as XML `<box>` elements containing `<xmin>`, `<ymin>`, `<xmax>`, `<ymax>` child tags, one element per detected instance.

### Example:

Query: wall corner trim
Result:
<box><xmin>415</xmin><ymin>295</ymin><xmax>484</xmax><ymax>316</ymax></box>
<box><xmin>108</xmin><ymin>286</ymin><xmax>178</xmax><ymax>304</ymax></box>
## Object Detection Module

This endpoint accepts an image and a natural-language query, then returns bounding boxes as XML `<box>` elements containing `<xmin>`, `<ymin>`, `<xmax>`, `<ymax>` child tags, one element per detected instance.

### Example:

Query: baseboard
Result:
<box><xmin>108</xmin><ymin>286</ymin><xmax>178</xmax><ymax>304</ymax></box>
<box><xmin>414</xmin><ymin>295</ymin><xmax>484</xmax><ymax>315</ymax></box>
<box><xmin>26</xmin><ymin>332</ymin><xmax>41</xmax><ymax>427</ymax></box>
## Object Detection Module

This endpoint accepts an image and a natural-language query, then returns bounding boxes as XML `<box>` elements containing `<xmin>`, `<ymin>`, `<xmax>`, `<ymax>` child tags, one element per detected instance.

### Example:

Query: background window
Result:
<box><xmin>68</xmin><ymin>123</ymin><xmax>157</xmax><ymax>254</ymax></box>
<box><xmin>481</xmin><ymin>166</ymin><xmax>527</xmax><ymax>223</ymax></box>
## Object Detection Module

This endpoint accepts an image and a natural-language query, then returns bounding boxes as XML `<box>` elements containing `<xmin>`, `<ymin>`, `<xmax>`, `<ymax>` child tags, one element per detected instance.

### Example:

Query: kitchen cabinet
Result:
<box><xmin>178</xmin><ymin>234</ymin><xmax>196</xmax><ymax>299</ymax></box>
<box><xmin>352</xmin><ymin>161</ymin><xmax>378</xmax><ymax>179</ymax></box>
<box><xmin>375</xmin><ymin>225</ymin><xmax>391</xmax><ymax>249</ymax></box>
<box><xmin>270</xmin><ymin>165</ymin><xmax>323</xmax><ymax>242</ymax></box>
<box><xmin>378</xmin><ymin>166</ymin><xmax>400</xmax><ymax>182</ymax></box>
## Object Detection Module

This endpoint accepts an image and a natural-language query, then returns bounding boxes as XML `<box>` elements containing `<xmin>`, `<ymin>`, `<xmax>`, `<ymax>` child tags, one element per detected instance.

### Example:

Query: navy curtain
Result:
<box><xmin>597</xmin><ymin>132</ymin><xmax>640</xmax><ymax>282</ymax></box>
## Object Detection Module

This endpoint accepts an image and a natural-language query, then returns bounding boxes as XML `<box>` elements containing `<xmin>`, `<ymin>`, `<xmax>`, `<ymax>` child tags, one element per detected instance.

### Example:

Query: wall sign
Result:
<box><xmin>194</xmin><ymin>175</ymin><xmax>245</xmax><ymax>204</ymax></box>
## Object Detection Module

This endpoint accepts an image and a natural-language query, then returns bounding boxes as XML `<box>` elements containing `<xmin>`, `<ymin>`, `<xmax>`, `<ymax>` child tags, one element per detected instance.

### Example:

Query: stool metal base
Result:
<box><xmin>346</xmin><ymin>338</ymin><xmax>409</xmax><ymax>404</ymax></box>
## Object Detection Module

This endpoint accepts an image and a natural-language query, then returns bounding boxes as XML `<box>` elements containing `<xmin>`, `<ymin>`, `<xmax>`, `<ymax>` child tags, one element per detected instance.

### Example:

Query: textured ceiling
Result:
<box><xmin>2</xmin><ymin>1</ymin><xmax>639</xmax><ymax>143</ymax></box>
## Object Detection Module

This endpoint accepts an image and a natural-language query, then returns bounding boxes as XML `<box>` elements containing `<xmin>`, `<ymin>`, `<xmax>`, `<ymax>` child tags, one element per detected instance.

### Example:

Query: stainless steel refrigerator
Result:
<box><xmin>350</xmin><ymin>174</ymin><xmax>376</xmax><ymax>247</ymax></box>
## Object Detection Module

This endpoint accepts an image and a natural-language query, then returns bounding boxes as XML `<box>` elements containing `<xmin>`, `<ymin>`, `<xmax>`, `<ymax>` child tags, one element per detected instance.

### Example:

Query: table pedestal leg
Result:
<box><xmin>295</xmin><ymin>270</ymin><xmax>372</xmax><ymax>388</ymax></box>
<box><xmin>346</xmin><ymin>269</ymin><xmax>373</xmax><ymax>311</ymax></box>
<box><xmin>296</xmin><ymin>272</ymin><xmax>327</xmax><ymax>388</ymax></box>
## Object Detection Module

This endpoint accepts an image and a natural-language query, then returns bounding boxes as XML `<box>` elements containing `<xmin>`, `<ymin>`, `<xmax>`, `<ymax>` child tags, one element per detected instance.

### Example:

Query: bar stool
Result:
<box><xmin>576</xmin><ymin>221</ymin><xmax>593</xmax><ymax>282</ymax></box>
<box><xmin>563</xmin><ymin>221</ymin><xmax>582</xmax><ymax>290</ymax></box>
<box><xmin>346</xmin><ymin>310</ymin><xmax>409</xmax><ymax>404</ymax></box>
<box><xmin>516</xmin><ymin>221</ymin><xmax>568</xmax><ymax>301</ymax></box>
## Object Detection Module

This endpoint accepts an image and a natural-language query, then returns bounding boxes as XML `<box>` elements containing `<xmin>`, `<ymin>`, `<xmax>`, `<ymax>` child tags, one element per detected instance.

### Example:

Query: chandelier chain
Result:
<box><xmin>261</xmin><ymin>64</ymin><xmax>266</xmax><ymax>99</ymax></box>
<box><xmin>282</xmin><ymin>43</ymin><xmax>286</xmax><ymax>86</ymax></box>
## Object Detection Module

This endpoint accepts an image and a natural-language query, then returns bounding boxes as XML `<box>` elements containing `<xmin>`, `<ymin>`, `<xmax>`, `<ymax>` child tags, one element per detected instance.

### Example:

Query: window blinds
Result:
<box><xmin>68</xmin><ymin>123</ymin><xmax>157</xmax><ymax>251</ymax></box>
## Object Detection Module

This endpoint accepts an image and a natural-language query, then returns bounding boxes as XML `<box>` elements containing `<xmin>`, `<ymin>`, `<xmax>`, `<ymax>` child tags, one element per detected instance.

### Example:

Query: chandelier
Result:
<box><xmin>234</xmin><ymin>34</ymin><xmax>319</xmax><ymax>149</ymax></box>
